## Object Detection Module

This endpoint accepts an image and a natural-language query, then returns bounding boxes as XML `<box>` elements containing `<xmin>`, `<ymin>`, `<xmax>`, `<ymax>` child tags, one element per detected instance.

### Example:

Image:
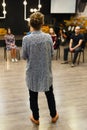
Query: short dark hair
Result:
<box><xmin>29</xmin><ymin>12</ymin><xmax>44</xmax><ymax>30</ymax></box>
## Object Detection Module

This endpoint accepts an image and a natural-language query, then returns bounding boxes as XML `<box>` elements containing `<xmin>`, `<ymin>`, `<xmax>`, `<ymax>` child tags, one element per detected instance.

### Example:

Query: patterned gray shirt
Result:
<box><xmin>22</xmin><ymin>31</ymin><xmax>54</xmax><ymax>92</ymax></box>
<box><xmin>4</xmin><ymin>34</ymin><xmax>16</xmax><ymax>50</ymax></box>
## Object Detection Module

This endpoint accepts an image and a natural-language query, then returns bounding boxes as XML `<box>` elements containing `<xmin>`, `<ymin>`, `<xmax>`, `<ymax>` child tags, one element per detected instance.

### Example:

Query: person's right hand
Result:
<box><xmin>70</xmin><ymin>48</ymin><xmax>74</xmax><ymax>52</ymax></box>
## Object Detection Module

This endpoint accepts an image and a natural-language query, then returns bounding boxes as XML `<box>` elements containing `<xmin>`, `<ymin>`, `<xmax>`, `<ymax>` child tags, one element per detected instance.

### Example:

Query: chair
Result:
<box><xmin>77</xmin><ymin>48</ymin><xmax>85</xmax><ymax>64</ymax></box>
<box><xmin>53</xmin><ymin>39</ymin><xmax>60</xmax><ymax>60</ymax></box>
<box><xmin>56</xmin><ymin>47</ymin><xmax>60</xmax><ymax>60</ymax></box>
<box><xmin>4</xmin><ymin>46</ymin><xmax>20</xmax><ymax>61</ymax></box>
<box><xmin>4</xmin><ymin>45</ymin><xmax>7</xmax><ymax>61</ymax></box>
<box><xmin>16</xmin><ymin>47</ymin><xmax>21</xmax><ymax>60</ymax></box>
<box><xmin>77</xmin><ymin>40</ymin><xmax>85</xmax><ymax>64</ymax></box>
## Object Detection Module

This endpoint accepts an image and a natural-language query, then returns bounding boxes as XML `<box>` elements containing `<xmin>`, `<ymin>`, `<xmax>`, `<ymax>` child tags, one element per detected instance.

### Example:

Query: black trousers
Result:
<box><xmin>64</xmin><ymin>47</ymin><xmax>82</xmax><ymax>64</ymax></box>
<box><xmin>29</xmin><ymin>85</ymin><xmax>57</xmax><ymax>120</ymax></box>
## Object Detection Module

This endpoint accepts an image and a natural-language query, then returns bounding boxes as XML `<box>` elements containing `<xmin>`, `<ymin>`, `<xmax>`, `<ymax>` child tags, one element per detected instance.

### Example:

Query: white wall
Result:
<box><xmin>51</xmin><ymin>0</ymin><xmax>76</xmax><ymax>13</ymax></box>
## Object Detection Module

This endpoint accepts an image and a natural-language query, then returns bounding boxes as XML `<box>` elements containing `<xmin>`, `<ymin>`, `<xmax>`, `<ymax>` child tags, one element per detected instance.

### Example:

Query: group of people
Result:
<box><xmin>49</xmin><ymin>26</ymin><xmax>84</xmax><ymax>67</ymax></box>
<box><xmin>22</xmin><ymin>12</ymin><xmax>85</xmax><ymax>125</ymax></box>
<box><xmin>4</xmin><ymin>12</ymin><xmax>84</xmax><ymax>125</ymax></box>
<box><xmin>4</xmin><ymin>23</ymin><xmax>84</xmax><ymax>66</ymax></box>
<box><xmin>49</xmin><ymin>27</ymin><xmax>69</xmax><ymax>49</ymax></box>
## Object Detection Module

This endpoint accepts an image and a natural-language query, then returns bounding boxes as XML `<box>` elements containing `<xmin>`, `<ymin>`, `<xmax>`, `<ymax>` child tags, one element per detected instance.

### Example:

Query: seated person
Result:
<box><xmin>4</xmin><ymin>28</ymin><xmax>18</xmax><ymax>62</ymax></box>
<box><xmin>58</xmin><ymin>29</ymin><xmax>69</xmax><ymax>46</ymax></box>
<box><xmin>61</xmin><ymin>26</ymin><xmax>84</xmax><ymax>67</ymax></box>
<box><xmin>49</xmin><ymin>27</ymin><xmax>59</xmax><ymax>49</ymax></box>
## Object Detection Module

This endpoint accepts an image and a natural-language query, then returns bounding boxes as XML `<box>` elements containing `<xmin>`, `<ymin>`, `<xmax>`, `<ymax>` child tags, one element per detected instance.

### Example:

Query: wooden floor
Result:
<box><xmin>0</xmin><ymin>47</ymin><xmax>87</xmax><ymax>130</ymax></box>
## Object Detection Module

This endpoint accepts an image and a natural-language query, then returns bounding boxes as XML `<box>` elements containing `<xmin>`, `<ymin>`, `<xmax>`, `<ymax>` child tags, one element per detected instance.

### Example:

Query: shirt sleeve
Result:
<box><xmin>12</xmin><ymin>35</ymin><xmax>15</xmax><ymax>44</ymax></box>
<box><xmin>49</xmin><ymin>35</ymin><xmax>54</xmax><ymax>57</ymax></box>
<box><xmin>80</xmin><ymin>34</ymin><xmax>84</xmax><ymax>40</ymax></box>
<box><xmin>22</xmin><ymin>36</ymin><xmax>28</xmax><ymax>60</ymax></box>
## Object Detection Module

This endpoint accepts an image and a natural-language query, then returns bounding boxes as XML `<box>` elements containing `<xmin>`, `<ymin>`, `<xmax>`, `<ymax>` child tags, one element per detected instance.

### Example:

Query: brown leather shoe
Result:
<box><xmin>30</xmin><ymin>116</ymin><xmax>39</xmax><ymax>125</ymax></box>
<box><xmin>52</xmin><ymin>113</ymin><xmax>59</xmax><ymax>123</ymax></box>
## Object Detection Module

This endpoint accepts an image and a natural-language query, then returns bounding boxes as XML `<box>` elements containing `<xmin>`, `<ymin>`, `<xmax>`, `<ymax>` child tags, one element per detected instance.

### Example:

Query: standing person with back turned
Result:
<box><xmin>22</xmin><ymin>12</ymin><xmax>59</xmax><ymax>125</ymax></box>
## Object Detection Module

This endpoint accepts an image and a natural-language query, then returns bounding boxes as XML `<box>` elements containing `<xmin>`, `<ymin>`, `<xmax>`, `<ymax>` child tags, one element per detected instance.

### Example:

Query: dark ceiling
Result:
<box><xmin>0</xmin><ymin>0</ymin><xmax>86</xmax><ymax>34</ymax></box>
<box><xmin>0</xmin><ymin>0</ymin><xmax>50</xmax><ymax>34</ymax></box>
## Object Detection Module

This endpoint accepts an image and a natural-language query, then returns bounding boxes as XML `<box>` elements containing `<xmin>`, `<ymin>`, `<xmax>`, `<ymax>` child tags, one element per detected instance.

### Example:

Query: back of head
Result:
<box><xmin>29</xmin><ymin>12</ymin><xmax>44</xmax><ymax>30</ymax></box>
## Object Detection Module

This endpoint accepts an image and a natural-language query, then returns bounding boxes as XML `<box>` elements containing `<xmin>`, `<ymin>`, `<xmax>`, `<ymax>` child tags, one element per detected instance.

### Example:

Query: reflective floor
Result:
<box><xmin>0</xmin><ymin>47</ymin><xmax>87</xmax><ymax>130</ymax></box>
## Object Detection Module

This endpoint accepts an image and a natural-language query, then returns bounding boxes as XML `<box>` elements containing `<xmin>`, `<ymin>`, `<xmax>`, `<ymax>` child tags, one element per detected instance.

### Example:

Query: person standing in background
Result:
<box><xmin>22</xmin><ymin>12</ymin><xmax>59</xmax><ymax>125</ymax></box>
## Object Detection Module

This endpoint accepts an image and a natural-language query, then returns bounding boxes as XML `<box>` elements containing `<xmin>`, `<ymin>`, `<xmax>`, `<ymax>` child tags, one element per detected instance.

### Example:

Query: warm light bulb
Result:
<box><xmin>30</xmin><ymin>8</ymin><xmax>34</xmax><ymax>13</ymax></box>
<box><xmin>38</xmin><ymin>4</ymin><xmax>42</xmax><ymax>9</ymax></box>
<box><xmin>3</xmin><ymin>10</ymin><xmax>6</xmax><ymax>14</ymax></box>
<box><xmin>26</xmin><ymin>18</ymin><xmax>30</xmax><ymax>22</ymax></box>
<box><xmin>2</xmin><ymin>2</ymin><xmax>6</xmax><ymax>7</ymax></box>
<box><xmin>33</xmin><ymin>8</ymin><xmax>37</xmax><ymax>12</ymax></box>
<box><xmin>23</xmin><ymin>0</ymin><xmax>27</xmax><ymax>5</ymax></box>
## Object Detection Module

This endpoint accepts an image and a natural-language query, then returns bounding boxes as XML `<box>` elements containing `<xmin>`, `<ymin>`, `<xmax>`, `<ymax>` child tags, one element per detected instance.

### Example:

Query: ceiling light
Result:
<box><xmin>23</xmin><ymin>0</ymin><xmax>42</xmax><ymax>21</ymax></box>
<box><xmin>0</xmin><ymin>0</ymin><xmax>7</xmax><ymax>19</ymax></box>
